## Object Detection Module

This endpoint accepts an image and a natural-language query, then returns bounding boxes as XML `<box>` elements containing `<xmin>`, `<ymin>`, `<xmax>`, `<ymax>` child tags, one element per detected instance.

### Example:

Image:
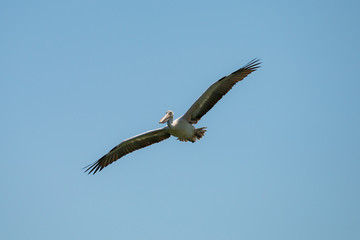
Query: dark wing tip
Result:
<box><xmin>83</xmin><ymin>162</ymin><xmax>97</xmax><ymax>175</ymax></box>
<box><xmin>84</xmin><ymin>143</ymin><xmax>122</xmax><ymax>175</ymax></box>
<box><xmin>83</xmin><ymin>157</ymin><xmax>105</xmax><ymax>175</ymax></box>
<box><xmin>244</xmin><ymin>58</ymin><xmax>261</xmax><ymax>70</ymax></box>
<box><xmin>231</xmin><ymin>58</ymin><xmax>261</xmax><ymax>75</ymax></box>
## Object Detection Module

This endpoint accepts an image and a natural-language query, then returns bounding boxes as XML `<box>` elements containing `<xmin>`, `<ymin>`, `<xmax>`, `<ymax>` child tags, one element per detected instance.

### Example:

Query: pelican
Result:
<box><xmin>85</xmin><ymin>59</ymin><xmax>261</xmax><ymax>174</ymax></box>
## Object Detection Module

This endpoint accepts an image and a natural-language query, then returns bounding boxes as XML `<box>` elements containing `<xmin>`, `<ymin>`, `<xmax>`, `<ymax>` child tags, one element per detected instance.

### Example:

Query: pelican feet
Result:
<box><xmin>195</xmin><ymin>127</ymin><xmax>207</xmax><ymax>140</ymax></box>
<box><xmin>176</xmin><ymin>127</ymin><xmax>207</xmax><ymax>143</ymax></box>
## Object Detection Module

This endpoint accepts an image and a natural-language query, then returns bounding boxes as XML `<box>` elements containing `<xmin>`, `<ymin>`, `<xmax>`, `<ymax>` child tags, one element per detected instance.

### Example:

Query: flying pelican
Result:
<box><xmin>84</xmin><ymin>59</ymin><xmax>261</xmax><ymax>174</ymax></box>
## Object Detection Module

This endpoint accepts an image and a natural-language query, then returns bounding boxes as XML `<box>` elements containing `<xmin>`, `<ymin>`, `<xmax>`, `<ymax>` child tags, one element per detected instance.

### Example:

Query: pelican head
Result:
<box><xmin>159</xmin><ymin>110</ymin><xmax>174</xmax><ymax>124</ymax></box>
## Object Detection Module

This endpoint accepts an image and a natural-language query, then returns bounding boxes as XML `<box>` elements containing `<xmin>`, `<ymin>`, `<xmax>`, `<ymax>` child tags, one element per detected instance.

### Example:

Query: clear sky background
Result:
<box><xmin>1</xmin><ymin>0</ymin><xmax>359</xmax><ymax>239</ymax></box>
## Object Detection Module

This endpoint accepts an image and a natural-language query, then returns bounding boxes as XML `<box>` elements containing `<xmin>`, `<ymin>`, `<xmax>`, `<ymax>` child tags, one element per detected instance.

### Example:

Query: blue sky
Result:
<box><xmin>1</xmin><ymin>0</ymin><xmax>359</xmax><ymax>239</ymax></box>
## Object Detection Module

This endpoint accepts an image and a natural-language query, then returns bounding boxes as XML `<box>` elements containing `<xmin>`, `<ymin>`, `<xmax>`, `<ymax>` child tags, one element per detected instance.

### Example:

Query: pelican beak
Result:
<box><xmin>159</xmin><ymin>112</ymin><xmax>172</xmax><ymax>124</ymax></box>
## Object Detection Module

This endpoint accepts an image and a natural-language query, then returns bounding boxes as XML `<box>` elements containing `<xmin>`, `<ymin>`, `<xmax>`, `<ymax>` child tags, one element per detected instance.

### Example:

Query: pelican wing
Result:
<box><xmin>85</xmin><ymin>128</ymin><xmax>171</xmax><ymax>174</ymax></box>
<box><xmin>182</xmin><ymin>59</ymin><xmax>261</xmax><ymax>124</ymax></box>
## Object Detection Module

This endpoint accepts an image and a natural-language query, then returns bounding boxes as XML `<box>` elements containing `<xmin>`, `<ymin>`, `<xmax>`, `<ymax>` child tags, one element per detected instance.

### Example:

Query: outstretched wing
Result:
<box><xmin>84</xmin><ymin>128</ymin><xmax>171</xmax><ymax>174</ymax></box>
<box><xmin>182</xmin><ymin>59</ymin><xmax>261</xmax><ymax>124</ymax></box>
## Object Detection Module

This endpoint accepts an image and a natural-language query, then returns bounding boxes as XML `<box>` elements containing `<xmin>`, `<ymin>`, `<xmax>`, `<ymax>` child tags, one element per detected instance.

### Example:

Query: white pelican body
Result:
<box><xmin>85</xmin><ymin>59</ymin><xmax>261</xmax><ymax>174</ymax></box>
<box><xmin>161</xmin><ymin>113</ymin><xmax>205</xmax><ymax>142</ymax></box>
<box><xmin>168</xmin><ymin>118</ymin><xmax>195</xmax><ymax>139</ymax></box>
